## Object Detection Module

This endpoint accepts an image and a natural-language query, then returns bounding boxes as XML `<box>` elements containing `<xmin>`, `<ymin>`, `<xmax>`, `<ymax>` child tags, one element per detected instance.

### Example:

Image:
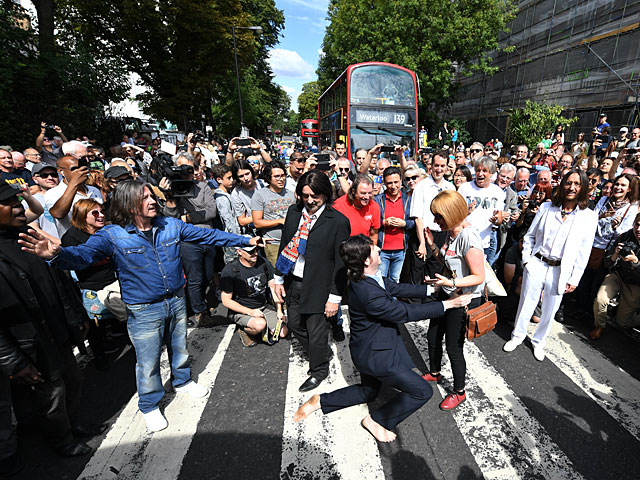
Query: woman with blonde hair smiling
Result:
<box><xmin>422</xmin><ymin>190</ymin><xmax>485</xmax><ymax>410</ymax></box>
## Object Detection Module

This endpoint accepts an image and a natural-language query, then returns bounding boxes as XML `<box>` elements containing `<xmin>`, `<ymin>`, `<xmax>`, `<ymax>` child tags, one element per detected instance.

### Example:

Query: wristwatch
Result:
<box><xmin>451</xmin><ymin>277</ymin><xmax>456</xmax><ymax>289</ymax></box>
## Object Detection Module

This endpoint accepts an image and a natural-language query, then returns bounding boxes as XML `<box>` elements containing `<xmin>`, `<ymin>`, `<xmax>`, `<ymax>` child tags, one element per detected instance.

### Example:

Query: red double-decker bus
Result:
<box><xmin>317</xmin><ymin>62</ymin><xmax>419</xmax><ymax>161</ymax></box>
<box><xmin>300</xmin><ymin>118</ymin><xmax>318</xmax><ymax>147</ymax></box>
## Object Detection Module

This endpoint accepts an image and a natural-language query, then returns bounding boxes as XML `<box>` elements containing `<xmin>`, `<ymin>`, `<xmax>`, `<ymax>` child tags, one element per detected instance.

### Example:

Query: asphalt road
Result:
<box><xmin>9</xmin><ymin>298</ymin><xmax>640</xmax><ymax>480</ymax></box>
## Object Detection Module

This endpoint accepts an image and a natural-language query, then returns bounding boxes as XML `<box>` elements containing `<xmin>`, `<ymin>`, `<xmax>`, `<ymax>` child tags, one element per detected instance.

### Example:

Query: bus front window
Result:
<box><xmin>349</xmin><ymin>127</ymin><xmax>416</xmax><ymax>158</ymax></box>
<box><xmin>350</xmin><ymin>66</ymin><xmax>416</xmax><ymax>106</ymax></box>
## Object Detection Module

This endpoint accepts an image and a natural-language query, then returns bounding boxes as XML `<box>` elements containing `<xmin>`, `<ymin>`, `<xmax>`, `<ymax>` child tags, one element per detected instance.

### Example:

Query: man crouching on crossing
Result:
<box><xmin>19</xmin><ymin>180</ymin><xmax>263</xmax><ymax>433</ymax></box>
<box><xmin>294</xmin><ymin>234</ymin><xmax>471</xmax><ymax>442</ymax></box>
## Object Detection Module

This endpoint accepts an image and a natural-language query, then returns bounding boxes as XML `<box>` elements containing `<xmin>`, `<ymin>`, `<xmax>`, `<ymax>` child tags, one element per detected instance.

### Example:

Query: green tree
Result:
<box><xmin>297</xmin><ymin>81</ymin><xmax>322</xmax><ymax>121</ymax></box>
<box><xmin>58</xmin><ymin>0</ymin><xmax>285</xmax><ymax>135</ymax></box>
<box><xmin>317</xmin><ymin>0</ymin><xmax>517</xmax><ymax>108</ymax></box>
<box><xmin>507</xmin><ymin>101</ymin><xmax>577</xmax><ymax>151</ymax></box>
<box><xmin>0</xmin><ymin>5</ymin><xmax>128</xmax><ymax>149</ymax></box>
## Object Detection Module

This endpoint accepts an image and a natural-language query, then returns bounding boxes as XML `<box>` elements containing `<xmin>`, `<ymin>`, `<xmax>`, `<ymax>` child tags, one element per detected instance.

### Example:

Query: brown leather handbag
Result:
<box><xmin>465</xmin><ymin>287</ymin><xmax>497</xmax><ymax>340</ymax></box>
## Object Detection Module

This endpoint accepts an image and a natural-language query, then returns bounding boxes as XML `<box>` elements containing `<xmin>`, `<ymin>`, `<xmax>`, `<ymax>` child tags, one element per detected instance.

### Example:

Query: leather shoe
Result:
<box><xmin>55</xmin><ymin>441</ymin><xmax>92</xmax><ymax>457</ymax></box>
<box><xmin>332</xmin><ymin>325</ymin><xmax>346</xmax><ymax>342</ymax></box>
<box><xmin>72</xmin><ymin>423</ymin><xmax>108</xmax><ymax>438</ymax></box>
<box><xmin>299</xmin><ymin>376</ymin><xmax>324</xmax><ymax>392</ymax></box>
<box><xmin>589</xmin><ymin>327</ymin><xmax>604</xmax><ymax>340</ymax></box>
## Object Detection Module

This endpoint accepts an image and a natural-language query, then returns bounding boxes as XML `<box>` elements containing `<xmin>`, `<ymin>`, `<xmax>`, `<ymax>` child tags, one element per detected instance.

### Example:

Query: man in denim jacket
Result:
<box><xmin>19</xmin><ymin>180</ymin><xmax>261</xmax><ymax>432</ymax></box>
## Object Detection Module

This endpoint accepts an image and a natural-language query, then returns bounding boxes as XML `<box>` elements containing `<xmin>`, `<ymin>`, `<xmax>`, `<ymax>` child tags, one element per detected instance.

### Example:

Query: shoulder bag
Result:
<box><xmin>465</xmin><ymin>286</ymin><xmax>497</xmax><ymax>340</ymax></box>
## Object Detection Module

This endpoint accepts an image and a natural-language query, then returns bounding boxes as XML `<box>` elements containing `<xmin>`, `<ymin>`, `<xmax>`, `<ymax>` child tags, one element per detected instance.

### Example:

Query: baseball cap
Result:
<box><xmin>104</xmin><ymin>166</ymin><xmax>131</xmax><ymax>179</ymax></box>
<box><xmin>237</xmin><ymin>235</ymin><xmax>257</xmax><ymax>252</ymax></box>
<box><xmin>620</xmin><ymin>127</ymin><xmax>629</xmax><ymax>133</ymax></box>
<box><xmin>599</xmin><ymin>113</ymin><xmax>607</xmax><ymax>117</ymax></box>
<box><xmin>0</xmin><ymin>181</ymin><xmax>20</xmax><ymax>201</ymax></box>
<box><xmin>31</xmin><ymin>163</ymin><xmax>58</xmax><ymax>176</ymax></box>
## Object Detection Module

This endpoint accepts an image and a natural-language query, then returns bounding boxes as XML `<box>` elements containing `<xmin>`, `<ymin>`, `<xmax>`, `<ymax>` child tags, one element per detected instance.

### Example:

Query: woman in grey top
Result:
<box><xmin>422</xmin><ymin>190</ymin><xmax>486</xmax><ymax>411</ymax></box>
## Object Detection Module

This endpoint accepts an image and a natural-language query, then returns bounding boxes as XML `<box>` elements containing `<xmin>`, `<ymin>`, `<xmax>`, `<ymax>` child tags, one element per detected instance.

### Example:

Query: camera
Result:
<box><xmin>151</xmin><ymin>152</ymin><xmax>195</xmax><ymax>197</ymax></box>
<box><xmin>45</xmin><ymin>124</ymin><xmax>57</xmax><ymax>130</ymax></box>
<box><xmin>315</xmin><ymin>153</ymin><xmax>331</xmax><ymax>171</ymax></box>
<box><xmin>191</xmin><ymin>132</ymin><xmax>205</xmax><ymax>144</ymax></box>
<box><xmin>619</xmin><ymin>241</ymin><xmax>637</xmax><ymax>258</ymax></box>
<box><xmin>380</xmin><ymin>145</ymin><xmax>396</xmax><ymax>153</ymax></box>
<box><xmin>528</xmin><ymin>199</ymin><xmax>539</xmax><ymax>210</ymax></box>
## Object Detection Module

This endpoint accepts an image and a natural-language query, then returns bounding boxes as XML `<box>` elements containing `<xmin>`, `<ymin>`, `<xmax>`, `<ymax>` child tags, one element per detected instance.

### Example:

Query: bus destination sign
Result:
<box><xmin>352</xmin><ymin>108</ymin><xmax>415</xmax><ymax>127</ymax></box>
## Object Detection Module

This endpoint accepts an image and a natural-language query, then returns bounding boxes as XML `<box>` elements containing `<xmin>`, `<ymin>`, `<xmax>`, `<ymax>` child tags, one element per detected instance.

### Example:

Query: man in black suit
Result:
<box><xmin>293</xmin><ymin>235</ymin><xmax>471</xmax><ymax>442</ymax></box>
<box><xmin>274</xmin><ymin>170</ymin><xmax>350</xmax><ymax>392</ymax></box>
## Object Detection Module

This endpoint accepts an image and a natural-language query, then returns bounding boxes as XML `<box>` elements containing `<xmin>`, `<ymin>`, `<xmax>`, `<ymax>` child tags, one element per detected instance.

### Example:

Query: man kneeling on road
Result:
<box><xmin>220</xmin><ymin>242</ymin><xmax>287</xmax><ymax>347</ymax></box>
<box><xmin>18</xmin><ymin>180</ymin><xmax>262</xmax><ymax>433</ymax></box>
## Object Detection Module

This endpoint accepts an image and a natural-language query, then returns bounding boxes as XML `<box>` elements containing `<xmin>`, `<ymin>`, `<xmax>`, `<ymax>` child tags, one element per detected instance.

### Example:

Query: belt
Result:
<box><xmin>535</xmin><ymin>252</ymin><xmax>561</xmax><ymax>267</ymax></box>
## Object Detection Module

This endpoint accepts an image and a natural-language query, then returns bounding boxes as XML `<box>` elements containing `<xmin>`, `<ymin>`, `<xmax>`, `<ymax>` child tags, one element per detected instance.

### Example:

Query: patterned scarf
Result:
<box><xmin>275</xmin><ymin>212</ymin><xmax>315</xmax><ymax>275</ymax></box>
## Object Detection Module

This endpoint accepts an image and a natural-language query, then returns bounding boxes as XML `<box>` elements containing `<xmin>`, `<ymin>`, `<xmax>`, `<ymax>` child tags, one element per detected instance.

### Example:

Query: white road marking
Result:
<box><xmin>406</xmin><ymin>320</ymin><xmax>584</xmax><ymax>480</ymax></box>
<box><xmin>78</xmin><ymin>324</ymin><xmax>235</xmax><ymax>480</ymax></box>
<box><xmin>280</xmin><ymin>319</ymin><xmax>385</xmax><ymax>480</ymax></box>
<box><xmin>529</xmin><ymin>322</ymin><xmax>640</xmax><ymax>441</ymax></box>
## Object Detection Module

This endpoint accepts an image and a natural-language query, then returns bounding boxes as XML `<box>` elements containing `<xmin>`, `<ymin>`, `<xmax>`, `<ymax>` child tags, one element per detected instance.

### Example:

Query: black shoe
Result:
<box><xmin>55</xmin><ymin>441</ymin><xmax>92</xmax><ymax>457</ymax></box>
<box><xmin>72</xmin><ymin>423</ymin><xmax>108</xmax><ymax>438</ymax></box>
<box><xmin>0</xmin><ymin>452</ymin><xmax>23</xmax><ymax>477</ymax></box>
<box><xmin>555</xmin><ymin>305</ymin><xmax>565</xmax><ymax>323</ymax></box>
<box><xmin>332</xmin><ymin>325</ymin><xmax>345</xmax><ymax>342</ymax></box>
<box><xmin>299</xmin><ymin>376</ymin><xmax>324</xmax><ymax>392</ymax></box>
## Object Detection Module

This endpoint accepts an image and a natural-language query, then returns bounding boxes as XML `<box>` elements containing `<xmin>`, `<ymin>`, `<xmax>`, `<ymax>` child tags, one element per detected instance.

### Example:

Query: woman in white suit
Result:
<box><xmin>503</xmin><ymin>169</ymin><xmax>597</xmax><ymax>361</ymax></box>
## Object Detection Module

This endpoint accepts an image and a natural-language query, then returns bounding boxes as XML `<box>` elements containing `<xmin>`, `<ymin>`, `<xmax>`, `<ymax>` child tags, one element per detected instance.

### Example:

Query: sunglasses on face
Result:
<box><xmin>90</xmin><ymin>209</ymin><xmax>104</xmax><ymax>218</ymax></box>
<box><xmin>470</xmin><ymin>149</ymin><xmax>482</xmax><ymax>153</ymax></box>
<box><xmin>37</xmin><ymin>172</ymin><xmax>57</xmax><ymax>179</ymax></box>
<box><xmin>338</xmin><ymin>167</ymin><xmax>350</xmax><ymax>172</ymax></box>
<box><xmin>405</xmin><ymin>175</ymin><xmax>419</xmax><ymax>181</ymax></box>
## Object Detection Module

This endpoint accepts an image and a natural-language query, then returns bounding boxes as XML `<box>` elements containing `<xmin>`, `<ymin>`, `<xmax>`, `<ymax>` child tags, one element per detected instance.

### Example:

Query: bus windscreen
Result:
<box><xmin>349</xmin><ymin>66</ymin><xmax>416</xmax><ymax>107</ymax></box>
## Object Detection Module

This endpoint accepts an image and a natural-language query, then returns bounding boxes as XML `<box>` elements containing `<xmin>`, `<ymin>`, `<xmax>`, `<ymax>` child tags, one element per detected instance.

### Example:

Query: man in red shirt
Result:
<box><xmin>333</xmin><ymin>174</ymin><xmax>381</xmax><ymax>243</ymax></box>
<box><xmin>374</xmin><ymin>166</ymin><xmax>414</xmax><ymax>282</ymax></box>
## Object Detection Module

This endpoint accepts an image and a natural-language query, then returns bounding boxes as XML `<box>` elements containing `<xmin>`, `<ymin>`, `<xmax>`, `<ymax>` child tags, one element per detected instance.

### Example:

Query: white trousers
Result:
<box><xmin>511</xmin><ymin>257</ymin><xmax>564</xmax><ymax>349</ymax></box>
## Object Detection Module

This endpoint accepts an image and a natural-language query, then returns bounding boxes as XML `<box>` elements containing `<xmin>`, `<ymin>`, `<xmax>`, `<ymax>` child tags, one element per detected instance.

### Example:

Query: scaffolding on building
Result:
<box><xmin>450</xmin><ymin>0</ymin><xmax>640</xmax><ymax>143</ymax></box>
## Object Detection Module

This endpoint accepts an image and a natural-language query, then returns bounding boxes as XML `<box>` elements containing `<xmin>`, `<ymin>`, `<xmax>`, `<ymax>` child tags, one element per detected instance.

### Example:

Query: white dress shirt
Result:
<box><xmin>409</xmin><ymin>175</ymin><xmax>455</xmax><ymax>231</ymax></box>
<box><xmin>538</xmin><ymin>207</ymin><xmax>577</xmax><ymax>261</ymax></box>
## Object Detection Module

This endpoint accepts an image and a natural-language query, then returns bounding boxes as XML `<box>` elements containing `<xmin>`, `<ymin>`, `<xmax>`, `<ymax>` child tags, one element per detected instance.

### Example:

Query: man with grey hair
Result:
<box><xmin>61</xmin><ymin>140</ymin><xmax>88</xmax><ymax>158</ymax></box>
<box><xmin>458</xmin><ymin>156</ymin><xmax>506</xmax><ymax>265</ymax></box>
<box><xmin>159</xmin><ymin>151</ymin><xmax>219</xmax><ymax>327</ymax></box>
<box><xmin>469</xmin><ymin>142</ymin><xmax>485</xmax><ymax>167</ymax></box>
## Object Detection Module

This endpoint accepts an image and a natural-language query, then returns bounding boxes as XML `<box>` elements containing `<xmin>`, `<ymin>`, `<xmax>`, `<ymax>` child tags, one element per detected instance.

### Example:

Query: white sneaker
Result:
<box><xmin>175</xmin><ymin>381</ymin><xmax>209</xmax><ymax>398</ymax></box>
<box><xmin>503</xmin><ymin>339</ymin><xmax>521</xmax><ymax>352</ymax></box>
<box><xmin>533</xmin><ymin>346</ymin><xmax>545</xmax><ymax>362</ymax></box>
<box><xmin>143</xmin><ymin>409</ymin><xmax>168</xmax><ymax>433</ymax></box>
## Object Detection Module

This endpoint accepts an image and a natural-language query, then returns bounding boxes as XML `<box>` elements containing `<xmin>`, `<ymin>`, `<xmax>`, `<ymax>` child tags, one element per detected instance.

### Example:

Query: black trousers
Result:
<box><xmin>286</xmin><ymin>279</ymin><xmax>331</xmax><ymax>379</ymax></box>
<box><xmin>0</xmin><ymin>376</ymin><xmax>17</xmax><ymax>461</ymax></box>
<box><xmin>10</xmin><ymin>342</ymin><xmax>83</xmax><ymax>448</ymax></box>
<box><xmin>319</xmin><ymin>369</ymin><xmax>433</xmax><ymax>430</ymax></box>
<box><xmin>426</xmin><ymin>296</ymin><xmax>481</xmax><ymax>391</ymax></box>
<box><xmin>401</xmin><ymin>230</ymin><xmax>446</xmax><ymax>303</ymax></box>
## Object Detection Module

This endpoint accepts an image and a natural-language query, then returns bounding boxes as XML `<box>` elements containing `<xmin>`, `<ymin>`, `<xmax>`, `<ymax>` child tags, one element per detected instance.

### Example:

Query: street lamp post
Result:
<box><xmin>232</xmin><ymin>25</ymin><xmax>262</xmax><ymax>135</ymax></box>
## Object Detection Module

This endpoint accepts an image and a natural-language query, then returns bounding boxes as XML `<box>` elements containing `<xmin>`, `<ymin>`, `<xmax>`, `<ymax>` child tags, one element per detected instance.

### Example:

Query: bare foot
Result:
<box><xmin>294</xmin><ymin>394</ymin><xmax>321</xmax><ymax>422</ymax></box>
<box><xmin>280</xmin><ymin>324</ymin><xmax>289</xmax><ymax>338</ymax></box>
<box><xmin>361</xmin><ymin>415</ymin><xmax>397</xmax><ymax>442</ymax></box>
<box><xmin>531</xmin><ymin>316</ymin><xmax>540</xmax><ymax>323</ymax></box>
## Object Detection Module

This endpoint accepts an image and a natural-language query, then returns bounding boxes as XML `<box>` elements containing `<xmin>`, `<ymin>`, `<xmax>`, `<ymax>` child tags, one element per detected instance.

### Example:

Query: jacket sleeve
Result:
<box><xmin>568</xmin><ymin>209</ymin><xmax>598</xmax><ymax>286</ymax></box>
<box><xmin>179</xmin><ymin>221</ymin><xmax>250</xmax><ymax>247</ymax></box>
<box><xmin>522</xmin><ymin>203</ymin><xmax>548</xmax><ymax>264</ymax></box>
<box><xmin>52</xmin><ymin>229</ymin><xmax>114</xmax><ymax>271</ymax></box>
<box><xmin>384</xmin><ymin>279</ymin><xmax>429</xmax><ymax>299</ymax></box>
<box><xmin>0</xmin><ymin>274</ymin><xmax>31</xmax><ymax>377</ymax></box>
<box><xmin>330</xmin><ymin>213</ymin><xmax>351</xmax><ymax>297</ymax></box>
<box><xmin>364</xmin><ymin>284</ymin><xmax>445</xmax><ymax>323</ymax></box>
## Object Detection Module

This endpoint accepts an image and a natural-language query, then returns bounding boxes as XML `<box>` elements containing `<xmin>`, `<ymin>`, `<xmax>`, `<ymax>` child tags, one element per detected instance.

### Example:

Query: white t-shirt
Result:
<box><xmin>457</xmin><ymin>181</ymin><xmax>506</xmax><ymax>248</ymax></box>
<box><xmin>44</xmin><ymin>182</ymin><xmax>103</xmax><ymax>237</ymax></box>
<box><xmin>31</xmin><ymin>192</ymin><xmax>60</xmax><ymax>239</ymax></box>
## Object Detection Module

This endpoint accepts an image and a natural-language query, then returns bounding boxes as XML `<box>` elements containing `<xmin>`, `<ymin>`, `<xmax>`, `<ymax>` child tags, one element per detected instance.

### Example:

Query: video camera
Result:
<box><xmin>191</xmin><ymin>132</ymin><xmax>206</xmax><ymax>144</ymax></box>
<box><xmin>151</xmin><ymin>152</ymin><xmax>196</xmax><ymax>197</ymax></box>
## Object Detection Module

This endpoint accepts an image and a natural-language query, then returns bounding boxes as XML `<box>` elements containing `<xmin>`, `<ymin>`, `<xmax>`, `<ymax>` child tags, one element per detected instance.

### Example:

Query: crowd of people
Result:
<box><xmin>1</xmin><ymin>114</ymin><xmax>640</xmax><ymax>472</ymax></box>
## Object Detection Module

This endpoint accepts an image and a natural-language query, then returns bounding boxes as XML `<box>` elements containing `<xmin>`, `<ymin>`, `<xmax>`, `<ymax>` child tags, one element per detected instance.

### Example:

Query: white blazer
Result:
<box><xmin>522</xmin><ymin>202</ymin><xmax>597</xmax><ymax>295</ymax></box>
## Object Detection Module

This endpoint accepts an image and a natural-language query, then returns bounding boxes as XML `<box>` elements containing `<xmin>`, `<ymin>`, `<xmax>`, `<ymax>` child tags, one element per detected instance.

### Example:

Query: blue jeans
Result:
<box><xmin>484</xmin><ymin>230</ymin><xmax>500</xmax><ymax>267</ymax></box>
<box><xmin>379</xmin><ymin>250</ymin><xmax>405</xmax><ymax>283</ymax></box>
<box><xmin>126</xmin><ymin>294</ymin><xmax>192</xmax><ymax>413</ymax></box>
<box><xmin>180</xmin><ymin>241</ymin><xmax>216</xmax><ymax>314</ymax></box>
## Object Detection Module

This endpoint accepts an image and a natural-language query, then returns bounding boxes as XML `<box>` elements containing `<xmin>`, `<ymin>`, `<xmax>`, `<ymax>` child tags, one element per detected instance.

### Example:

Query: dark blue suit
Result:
<box><xmin>320</xmin><ymin>276</ymin><xmax>446</xmax><ymax>430</ymax></box>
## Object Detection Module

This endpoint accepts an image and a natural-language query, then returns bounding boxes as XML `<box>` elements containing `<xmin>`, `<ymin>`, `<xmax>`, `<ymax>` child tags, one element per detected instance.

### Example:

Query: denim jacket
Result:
<box><xmin>374</xmin><ymin>190</ymin><xmax>415</xmax><ymax>250</ymax></box>
<box><xmin>52</xmin><ymin>216</ymin><xmax>250</xmax><ymax>304</ymax></box>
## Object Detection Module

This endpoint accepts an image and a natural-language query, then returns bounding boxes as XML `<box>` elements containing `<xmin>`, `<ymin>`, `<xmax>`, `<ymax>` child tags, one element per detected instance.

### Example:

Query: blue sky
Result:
<box><xmin>267</xmin><ymin>0</ymin><xmax>329</xmax><ymax>111</ymax></box>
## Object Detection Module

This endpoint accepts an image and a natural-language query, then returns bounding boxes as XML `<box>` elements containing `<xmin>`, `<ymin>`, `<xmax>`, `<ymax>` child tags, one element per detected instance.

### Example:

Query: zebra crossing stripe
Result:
<box><xmin>406</xmin><ymin>320</ymin><xmax>584</xmax><ymax>480</ymax></box>
<box><xmin>78</xmin><ymin>324</ymin><xmax>235</xmax><ymax>480</ymax></box>
<box><xmin>280</xmin><ymin>329</ymin><xmax>385</xmax><ymax>480</ymax></box>
<box><xmin>530</xmin><ymin>321</ymin><xmax>640</xmax><ymax>441</ymax></box>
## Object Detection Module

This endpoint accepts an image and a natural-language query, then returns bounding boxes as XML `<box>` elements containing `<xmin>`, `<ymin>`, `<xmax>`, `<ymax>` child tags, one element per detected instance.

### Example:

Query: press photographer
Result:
<box><xmin>590</xmin><ymin>212</ymin><xmax>640</xmax><ymax>339</ymax></box>
<box><xmin>159</xmin><ymin>152</ymin><xmax>219</xmax><ymax>327</ymax></box>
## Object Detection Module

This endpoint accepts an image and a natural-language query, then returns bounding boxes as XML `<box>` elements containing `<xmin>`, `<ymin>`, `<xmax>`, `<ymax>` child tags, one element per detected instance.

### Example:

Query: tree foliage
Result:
<box><xmin>57</xmin><ymin>0</ymin><xmax>287</xmax><ymax>136</ymax></box>
<box><xmin>0</xmin><ymin>5</ymin><xmax>128</xmax><ymax>149</ymax></box>
<box><xmin>317</xmin><ymin>0</ymin><xmax>517</xmax><ymax>108</ymax></box>
<box><xmin>297</xmin><ymin>81</ymin><xmax>322</xmax><ymax>121</ymax></box>
<box><xmin>507</xmin><ymin>101</ymin><xmax>577</xmax><ymax>151</ymax></box>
